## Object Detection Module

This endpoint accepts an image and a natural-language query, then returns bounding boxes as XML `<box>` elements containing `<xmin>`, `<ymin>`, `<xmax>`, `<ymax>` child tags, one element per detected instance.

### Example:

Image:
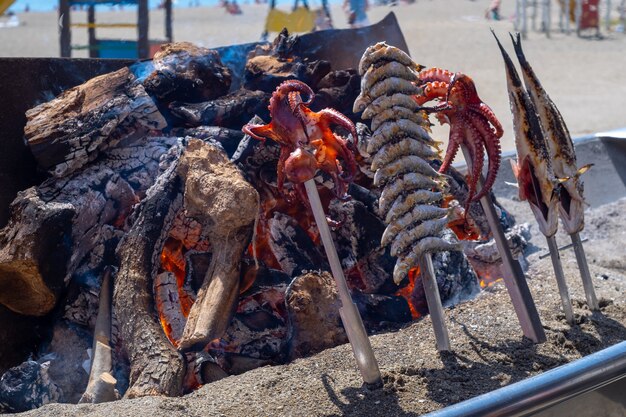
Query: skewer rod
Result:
<box><xmin>419</xmin><ymin>254</ymin><xmax>450</xmax><ymax>351</ymax></box>
<box><xmin>570</xmin><ymin>232</ymin><xmax>599</xmax><ymax>310</ymax></box>
<box><xmin>304</xmin><ymin>179</ymin><xmax>382</xmax><ymax>385</ymax></box>
<box><xmin>461</xmin><ymin>146</ymin><xmax>546</xmax><ymax>343</ymax></box>
<box><xmin>545</xmin><ymin>236</ymin><xmax>575</xmax><ymax>324</ymax></box>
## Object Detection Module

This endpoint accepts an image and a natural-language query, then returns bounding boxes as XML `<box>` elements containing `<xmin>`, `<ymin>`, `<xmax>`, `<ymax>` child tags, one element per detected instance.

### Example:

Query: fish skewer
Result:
<box><xmin>511</xmin><ymin>33</ymin><xmax>599</xmax><ymax>311</ymax></box>
<box><xmin>494</xmin><ymin>31</ymin><xmax>574</xmax><ymax>327</ymax></box>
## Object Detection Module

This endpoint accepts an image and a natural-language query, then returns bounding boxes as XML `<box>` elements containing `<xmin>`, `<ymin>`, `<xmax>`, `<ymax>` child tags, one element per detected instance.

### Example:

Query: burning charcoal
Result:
<box><xmin>432</xmin><ymin>248</ymin><xmax>480</xmax><ymax>307</ymax></box>
<box><xmin>171</xmin><ymin>126</ymin><xmax>244</xmax><ymax>159</ymax></box>
<box><xmin>24</xmin><ymin>67</ymin><xmax>167</xmax><ymax>178</ymax></box>
<box><xmin>0</xmin><ymin>360</ymin><xmax>62</xmax><ymax>412</ymax></box>
<box><xmin>183</xmin><ymin>351</ymin><xmax>226</xmax><ymax>391</ymax></box>
<box><xmin>169</xmin><ymin>89</ymin><xmax>270</xmax><ymax>130</ymax></box>
<box><xmin>269</xmin><ymin>212</ymin><xmax>327</xmax><ymax>278</ymax></box>
<box><xmin>154</xmin><ymin>272</ymin><xmax>187</xmax><ymax>346</ymax></box>
<box><xmin>352</xmin><ymin>292</ymin><xmax>412</xmax><ymax>328</ymax></box>
<box><xmin>184</xmin><ymin>250</ymin><xmax>212</xmax><ymax>293</ymax></box>
<box><xmin>45</xmin><ymin>321</ymin><xmax>91</xmax><ymax>404</ymax></box>
<box><xmin>347</xmin><ymin>183</ymin><xmax>379</xmax><ymax>214</ymax></box>
<box><xmin>243</xmin><ymin>30</ymin><xmax>331</xmax><ymax>92</ymax></box>
<box><xmin>285</xmin><ymin>271</ymin><xmax>347</xmax><ymax>360</ymax></box>
<box><xmin>144</xmin><ymin>42</ymin><xmax>232</xmax><ymax>104</ymax></box>
<box><xmin>464</xmin><ymin>223</ymin><xmax>532</xmax><ymax>287</ymax></box>
<box><xmin>209</xmin><ymin>285</ymin><xmax>289</xmax><ymax>374</ymax></box>
<box><xmin>310</xmin><ymin>69</ymin><xmax>362</xmax><ymax>119</ymax></box>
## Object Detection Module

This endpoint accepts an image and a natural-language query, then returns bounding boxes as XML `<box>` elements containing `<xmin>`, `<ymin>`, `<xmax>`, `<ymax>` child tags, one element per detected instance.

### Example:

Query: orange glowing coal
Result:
<box><xmin>160</xmin><ymin>237</ymin><xmax>195</xmax><ymax>317</ymax></box>
<box><xmin>249</xmin><ymin>182</ymin><xmax>330</xmax><ymax>271</ymax></box>
<box><xmin>395</xmin><ymin>266</ymin><xmax>422</xmax><ymax>320</ymax></box>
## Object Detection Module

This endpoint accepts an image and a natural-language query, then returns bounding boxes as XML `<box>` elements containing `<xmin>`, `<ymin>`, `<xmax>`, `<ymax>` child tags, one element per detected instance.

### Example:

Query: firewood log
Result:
<box><xmin>113</xmin><ymin>161</ymin><xmax>185</xmax><ymax>398</ymax></box>
<box><xmin>24</xmin><ymin>67</ymin><xmax>166</xmax><ymax>178</ymax></box>
<box><xmin>176</xmin><ymin>139</ymin><xmax>259</xmax><ymax>351</ymax></box>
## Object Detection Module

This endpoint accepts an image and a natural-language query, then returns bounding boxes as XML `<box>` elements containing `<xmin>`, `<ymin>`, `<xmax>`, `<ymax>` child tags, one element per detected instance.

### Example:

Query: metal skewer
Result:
<box><xmin>570</xmin><ymin>232</ymin><xmax>599</xmax><ymax>311</ymax></box>
<box><xmin>304</xmin><ymin>179</ymin><xmax>382</xmax><ymax>386</ymax></box>
<box><xmin>419</xmin><ymin>253</ymin><xmax>451</xmax><ymax>351</ymax></box>
<box><xmin>545</xmin><ymin>236</ymin><xmax>575</xmax><ymax>324</ymax></box>
<box><xmin>461</xmin><ymin>145</ymin><xmax>546</xmax><ymax>343</ymax></box>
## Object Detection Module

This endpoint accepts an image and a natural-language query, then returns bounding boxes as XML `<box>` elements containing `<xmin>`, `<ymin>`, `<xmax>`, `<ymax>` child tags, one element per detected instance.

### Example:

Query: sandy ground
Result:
<box><xmin>1</xmin><ymin>0</ymin><xmax>626</xmax><ymax>152</ymax></box>
<box><xmin>14</xmin><ymin>197</ymin><xmax>626</xmax><ymax>416</ymax></box>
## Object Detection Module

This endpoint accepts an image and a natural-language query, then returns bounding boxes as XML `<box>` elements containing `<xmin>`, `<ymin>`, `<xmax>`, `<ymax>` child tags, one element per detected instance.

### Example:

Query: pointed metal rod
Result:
<box><xmin>570</xmin><ymin>232</ymin><xmax>599</xmax><ymax>310</ymax></box>
<box><xmin>419</xmin><ymin>253</ymin><xmax>451</xmax><ymax>351</ymax></box>
<box><xmin>545</xmin><ymin>236</ymin><xmax>575</xmax><ymax>324</ymax></box>
<box><xmin>461</xmin><ymin>146</ymin><xmax>546</xmax><ymax>343</ymax></box>
<box><xmin>304</xmin><ymin>179</ymin><xmax>382</xmax><ymax>386</ymax></box>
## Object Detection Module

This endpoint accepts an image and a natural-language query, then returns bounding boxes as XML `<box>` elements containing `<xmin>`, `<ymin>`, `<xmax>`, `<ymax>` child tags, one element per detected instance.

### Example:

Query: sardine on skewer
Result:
<box><xmin>510</xmin><ymin>33</ymin><xmax>590</xmax><ymax>235</ymax></box>
<box><xmin>510</xmin><ymin>33</ymin><xmax>599</xmax><ymax>311</ymax></box>
<box><xmin>493</xmin><ymin>32</ymin><xmax>559</xmax><ymax>238</ymax></box>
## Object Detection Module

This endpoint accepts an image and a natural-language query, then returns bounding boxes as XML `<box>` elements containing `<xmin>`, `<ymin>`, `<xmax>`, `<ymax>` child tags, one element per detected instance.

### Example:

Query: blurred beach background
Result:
<box><xmin>0</xmin><ymin>0</ymin><xmax>625</xmax><ymax>152</ymax></box>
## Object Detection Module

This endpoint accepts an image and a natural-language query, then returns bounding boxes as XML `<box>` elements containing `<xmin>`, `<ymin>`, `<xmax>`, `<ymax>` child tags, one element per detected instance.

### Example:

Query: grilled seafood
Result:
<box><xmin>414</xmin><ymin>68</ymin><xmax>504</xmax><ymax>209</ymax></box>
<box><xmin>494</xmin><ymin>32</ymin><xmax>559</xmax><ymax>237</ymax></box>
<box><xmin>243</xmin><ymin>79</ymin><xmax>358</xmax><ymax>203</ymax></box>
<box><xmin>510</xmin><ymin>33</ymin><xmax>590</xmax><ymax>234</ymax></box>
<box><xmin>355</xmin><ymin>42</ymin><xmax>458</xmax><ymax>284</ymax></box>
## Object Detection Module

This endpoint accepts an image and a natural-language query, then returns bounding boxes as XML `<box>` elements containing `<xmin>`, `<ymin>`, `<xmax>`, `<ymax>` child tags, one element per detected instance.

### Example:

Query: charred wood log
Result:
<box><xmin>176</xmin><ymin>140</ymin><xmax>259</xmax><ymax>351</ymax></box>
<box><xmin>269</xmin><ymin>212</ymin><xmax>327</xmax><ymax>278</ymax></box>
<box><xmin>169</xmin><ymin>89</ymin><xmax>270</xmax><ymax>130</ymax></box>
<box><xmin>24</xmin><ymin>67</ymin><xmax>166</xmax><ymax>178</ymax></box>
<box><xmin>144</xmin><ymin>42</ymin><xmax>232</xmax><ymax>104</ymax></box>
<box><xmin>113</xmin><ymin>160</ymin><xmax>185</xmax><ymax>398</ymax></box>
<box><xmin>0</xmin><ymin>359</ymin><xmax>61</xmax><ymax>412</ymax></box>
<box><xmin>0</xmin><ymin>136</ymin><xmax>179</xmax><ymax>317</ymax></box>
<box><xmin>243</xmin><ymin>30</ymin><xmax>331</xmax><ymax>92</ymax></box>
<box><xmin>171</xmin><ymin>126</ymin><xmax>244</xmax><ymax>158</ymax></box>
<box><xmin>310</xmin><ymin>69</ymin><xmax>362</xmax><ymax>120</ymax></box>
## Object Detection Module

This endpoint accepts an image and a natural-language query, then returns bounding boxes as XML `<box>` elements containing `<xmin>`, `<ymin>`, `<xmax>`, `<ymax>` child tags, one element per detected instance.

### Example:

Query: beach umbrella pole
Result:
<box><xmin>304</xmin><ymin>179</ymin><xmax>382</xmax><ymax>386</ymax></box>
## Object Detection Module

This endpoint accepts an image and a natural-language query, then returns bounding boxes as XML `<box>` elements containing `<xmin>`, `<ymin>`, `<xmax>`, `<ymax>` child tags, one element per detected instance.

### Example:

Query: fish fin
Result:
<box><xmin>576</xmin><ymin>163</ymin><xmax>593</xmax><ymax>176</ymax></box>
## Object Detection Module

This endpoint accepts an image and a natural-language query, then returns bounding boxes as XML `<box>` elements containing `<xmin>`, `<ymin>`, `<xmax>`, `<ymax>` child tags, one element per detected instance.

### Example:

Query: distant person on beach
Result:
<box><xmin>485</xmin><ymin>0</ymin><xmax>501</xmax><ymax>20</ymax></box>
<box><xmin>344</xmin><ymin>0</ymin><xmax>369</xmax><ymax>28</ymax></box>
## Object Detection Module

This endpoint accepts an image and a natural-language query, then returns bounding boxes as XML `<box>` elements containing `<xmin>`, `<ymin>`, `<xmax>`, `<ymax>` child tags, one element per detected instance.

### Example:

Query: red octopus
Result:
<box><xmin>414</xmin><ymin>68</ymin><xmax>503</xmax><ymax>207</ymax></box>
<box><xmin>243</xmin><ymin>79</ymin><xmax>358</xmax><ymax>204</ymax></box>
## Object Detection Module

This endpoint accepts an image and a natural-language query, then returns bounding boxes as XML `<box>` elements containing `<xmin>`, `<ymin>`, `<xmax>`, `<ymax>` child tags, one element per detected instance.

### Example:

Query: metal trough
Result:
<box><xmin>424</xmin><ymin>340</ymin><xmax>626</xmax><ymax>417</ymax></box>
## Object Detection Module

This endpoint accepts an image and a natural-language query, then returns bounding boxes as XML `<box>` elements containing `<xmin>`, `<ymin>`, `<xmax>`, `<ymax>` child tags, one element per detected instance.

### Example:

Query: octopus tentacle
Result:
<box><xmin>242</xmin><ymin>123</ymin><xmax>278</xmax><ymax>143</ymax></box>
<box><xmin>276</xmin><ymin>145</ymin><xmax>293</xmax><ymax>199</ymax></box>
<box><xmin>414</xmin><ymin>81</ymin><xmax>449</xmax><ymax>105</ymax></box>
<box><xmin>418</xmin><ymin>67</ymin><xmax>454</xmax><ymax>84</ymax></box>
<box><xmin>439</xmin><ymin>121</ymin><xmax>463</xmax><ymax>174</ymax></box>
<box><xmin>271</xmin><ymin>79</ymin><xmax>314</xmax><ymax>106</ymax></box>
<box><xmin>464</xmin><ymin>119</ymin><xmax>485</xmax><ymax>207</ymax></box>
<box><xmin>470</xmin><ymin>102</ymin><xmax>504</xmax><ymax>138</ymax></box>
<box><xmin>469</xmin><ymin>115</ymin><xmax>502</xmax><ymax>201</ymax></box>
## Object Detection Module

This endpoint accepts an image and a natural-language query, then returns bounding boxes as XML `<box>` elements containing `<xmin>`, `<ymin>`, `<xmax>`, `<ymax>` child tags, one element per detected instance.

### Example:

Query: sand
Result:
<box><xmin>14</xmin><ymin>196</ymin><xmax>626</xmax><ymax>416</ymax></box>
<box><xmin>1</xmin><ymin>0</ymin><xmax>626</xmax><ymax>153</ymax></box>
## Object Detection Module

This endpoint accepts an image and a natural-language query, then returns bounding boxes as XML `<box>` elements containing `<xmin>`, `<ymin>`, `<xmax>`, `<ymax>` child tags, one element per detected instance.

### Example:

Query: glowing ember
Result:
<box><xmin>160</xmin><ymin>238</ymin><xmax>195</xmax><ymax>317</ymax></box>
<box><xmin>395</xmin><ymin>267</ymin><xmax>422</xmax><ymax>320</ymax></box>
<box><xmin>479</xmin><ymin>275</ymin><xmax>504</xmax><ymax>289</ymax></box>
